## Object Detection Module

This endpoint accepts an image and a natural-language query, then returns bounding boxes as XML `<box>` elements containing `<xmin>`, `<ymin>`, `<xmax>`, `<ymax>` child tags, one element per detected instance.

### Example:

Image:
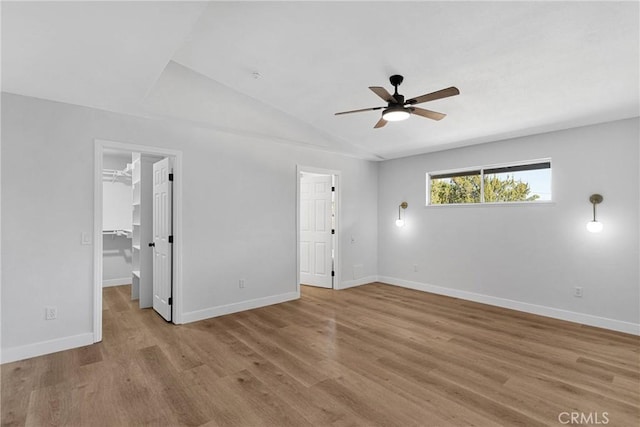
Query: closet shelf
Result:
<box><xmin>103</xmin><ymin>229</ymin><xmax>132</xmax><ymax>238</ymax></box>
<box><xmin>130</xmin><ymin>152</ymin><xmax>153</xmax><ymax>309</ymax></box>
<box><xmin>102</xmin><ymin>165</ymin><xmax>132</xmax><ymax>183</ymax></box>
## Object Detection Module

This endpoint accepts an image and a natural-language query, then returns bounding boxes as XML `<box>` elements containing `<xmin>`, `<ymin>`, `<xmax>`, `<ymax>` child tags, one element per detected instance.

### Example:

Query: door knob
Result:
<box><xmin>148</xmin><ymin>242</ymin><xmax>155</xmax><ymax>247</ymax></box>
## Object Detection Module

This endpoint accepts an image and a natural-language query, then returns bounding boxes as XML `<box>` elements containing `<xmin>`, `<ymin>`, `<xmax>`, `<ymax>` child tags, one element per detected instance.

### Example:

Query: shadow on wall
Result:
<box><xmin>103</xmin><ymin>237</ymin><xmax>132</xmax><ymax>262</ymax></box>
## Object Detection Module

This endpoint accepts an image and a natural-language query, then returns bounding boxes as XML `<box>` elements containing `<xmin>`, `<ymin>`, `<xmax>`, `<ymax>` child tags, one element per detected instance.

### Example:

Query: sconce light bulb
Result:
<box><xmin>395</xmin><ymin>219</ymin><xmax>405</xmax><ymax>228</ymax></box>
<box><xmin>586</xmin><ymin>220</ymin><xmax>603</xmax><ymax>233</ymax></box>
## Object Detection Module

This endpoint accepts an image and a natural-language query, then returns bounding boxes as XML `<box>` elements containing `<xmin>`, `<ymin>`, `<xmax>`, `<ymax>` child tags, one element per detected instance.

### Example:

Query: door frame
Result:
<box><xmin>93</xmin><ymin>139</ymin><xmax>183</xmax><ymax>342</ymax></box>
<box><xmin>296</xmin><ymin>165</ymin><xmax>341</xmax><ymax>292</ymax></box>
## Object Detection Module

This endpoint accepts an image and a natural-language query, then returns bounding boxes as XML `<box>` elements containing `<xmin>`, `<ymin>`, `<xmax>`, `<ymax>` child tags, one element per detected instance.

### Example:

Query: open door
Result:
<box><xmin>151</xmin><ymin>157</ymin><xmax>172</xmax><ymax>321</ymax></box>
<box><xmin>300</xmin><ymin>173</ymin><xmax>333</xmax><ymax>288</ymax></box>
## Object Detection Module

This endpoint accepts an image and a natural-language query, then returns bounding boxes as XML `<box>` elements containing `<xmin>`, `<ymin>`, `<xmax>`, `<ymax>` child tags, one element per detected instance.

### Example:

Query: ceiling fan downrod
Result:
<box><xmin>389</xmin><ymin>75</ymin><xmax>404</xmax><ymax>104</ymax></box>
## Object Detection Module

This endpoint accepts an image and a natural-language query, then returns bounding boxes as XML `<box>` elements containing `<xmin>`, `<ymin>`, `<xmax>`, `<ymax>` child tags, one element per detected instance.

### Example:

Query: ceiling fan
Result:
<box><xmin>335</xmin><ymin>75</ymin><xmax>460</xmax><ymax>128</ymax></box>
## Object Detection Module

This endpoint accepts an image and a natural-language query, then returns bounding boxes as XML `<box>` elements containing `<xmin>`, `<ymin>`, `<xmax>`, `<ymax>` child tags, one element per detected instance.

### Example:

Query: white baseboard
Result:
<box><xmin>1</xmin><ymin>332</ymin><xmax>94</xmax><ymax>364</ymax></box>
<box><xmin>337</xmin><ymin>275</ymin><xmax>378</xmax><ymax>290</ymax></box>
<box><xmin>102</xmin><ymin>277</ymin><xmax>131</xmax><ymax>287</ymax></box>
<box><xmin>378</xmin><ymin>276</ymin><xmax>640</xmax><ymax>336</ymax></box>
<box><xmin>181</xmin><ymin>291</ymin><xmax>300</xmax><ymax>324</ymax></box>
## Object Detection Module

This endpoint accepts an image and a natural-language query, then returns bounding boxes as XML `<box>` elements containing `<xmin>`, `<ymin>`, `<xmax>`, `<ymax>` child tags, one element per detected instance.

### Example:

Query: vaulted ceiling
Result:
<box><xmin>3</xmin><ymin>1</ymin><xmax>638</xmax><ymax>160</ymax></box>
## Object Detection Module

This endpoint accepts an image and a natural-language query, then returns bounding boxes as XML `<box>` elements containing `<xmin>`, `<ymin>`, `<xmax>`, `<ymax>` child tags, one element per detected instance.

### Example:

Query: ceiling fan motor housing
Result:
<box><xmin>389</xmin><ymin>74</ymin><xmax>404</xmax><ymax>87</ymax></box>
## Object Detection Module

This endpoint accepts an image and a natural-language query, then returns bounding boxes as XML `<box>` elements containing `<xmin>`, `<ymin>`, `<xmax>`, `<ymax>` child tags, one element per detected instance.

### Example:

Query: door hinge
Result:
<box><xmin>168</xmin><ymin>173</ymin><xmax>174</xmax><ymax>182</ymax></box>
<box><xmin>168</xmin><ymin>235</ymin><xmax>173</xmax><ymax>243</ymax></box>
<box><xmin>331</xmin><ymin>271</ymin><xmax>335</xmax><ymax>277</ymax></box>
<box><xmin>331</xmin><ymin>229</ymin><xmax>335</xmax><ymax>234</ymax></box>
<box><xmin>168</xmin><ymin>297</ymin><xmax>172</xmax><ymax>305</ymax></box>
<box><xmin>331</xmin><ymin>186</ymin><xmax>335</xmax><ymax>192</ymax></box>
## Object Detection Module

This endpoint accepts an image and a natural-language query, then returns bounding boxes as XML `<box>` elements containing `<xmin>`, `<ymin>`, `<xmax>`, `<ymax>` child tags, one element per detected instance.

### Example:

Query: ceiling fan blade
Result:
<box><xmin>369</xmin><ymin>86</ymin><xmax>398</xmax><ymax>103</ymax></box>
<box><xmin>411</xmin><ymin>107</ymin><xmax>446</xmax><ymax>121</ymax></box>
<box><xmin>374</xmin><ymin>117</ymin><xmax>387</xmax><ymax>128</ymax></box>
<box><xmin>406</xmin><ymin>87</ymin><xmax>460</xmax><ymax>105</ymax></box>
<box><xmin>335</xmin><ymin>106</ymin><xmax>383</xmax><ymax>116</ymax></box>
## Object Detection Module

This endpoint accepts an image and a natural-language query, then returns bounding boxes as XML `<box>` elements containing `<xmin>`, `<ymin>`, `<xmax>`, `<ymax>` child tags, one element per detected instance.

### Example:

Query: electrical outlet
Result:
<box><xmin>239</xmin><ymin>279</ymin><xmax>245</xmax><ymax>289</ymax></box>
<box><xmin>45</xmin><ymin>306</ymin><xmax>57</xmax><ymax>320</ymax></box>
<box><xmin>574</xmin><ymin>287</ymin><xmax>583</xmax><ymax>298</ymax></box>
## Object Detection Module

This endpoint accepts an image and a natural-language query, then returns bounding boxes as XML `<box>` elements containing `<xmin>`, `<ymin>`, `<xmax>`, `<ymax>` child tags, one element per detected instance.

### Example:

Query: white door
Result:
<box><xmin>152</xmin><ymin>158</ymin><xmax>172</xmax><ymax>321</ymax></box>
<box><xmin>300</xmin><ymin>174</ymin><xmax>333</xmax><ymax>288</ymax></box>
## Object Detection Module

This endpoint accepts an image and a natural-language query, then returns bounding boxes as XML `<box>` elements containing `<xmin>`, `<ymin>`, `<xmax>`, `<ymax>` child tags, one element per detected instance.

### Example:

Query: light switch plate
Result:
<box><xmin>81</xmin><ymin>232</ymin><xmax>92</xmax><ymax>245</ymax></box>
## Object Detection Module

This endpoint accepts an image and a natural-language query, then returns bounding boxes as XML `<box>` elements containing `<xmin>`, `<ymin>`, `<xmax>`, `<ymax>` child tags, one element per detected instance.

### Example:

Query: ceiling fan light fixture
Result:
<box><xmin>334</xmin><ymin>75</ymin><xmax>459</xmax><ymax>128</ymax></box>
<box><xmin>382</xmin><ymin>107</ymin><xmax>410</xmax><ymax>122</ymax></box>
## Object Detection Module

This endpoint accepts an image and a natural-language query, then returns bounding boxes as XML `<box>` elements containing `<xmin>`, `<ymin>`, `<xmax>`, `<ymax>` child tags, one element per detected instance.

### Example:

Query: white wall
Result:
<box><xmin>378</xmin><ymin>118</ymin><xmax>639</xmax><ymax>333</ymax></box>
<box><xmin>102</xmin><ymin>154</ymin><xmax>133</xmax><ymax>286</ymax></box>
<box><xmin>1</xmin><ymin>93</ymin><xmax>378</xmax><ymax>361</ymax></box>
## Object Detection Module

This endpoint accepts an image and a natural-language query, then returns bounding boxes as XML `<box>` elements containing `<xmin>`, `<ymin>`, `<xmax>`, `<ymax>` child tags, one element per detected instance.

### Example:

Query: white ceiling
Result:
<box><xmin>3</xmin><ymin>1</ymin><xmax>638</xmax><ymax>160</ymax></box>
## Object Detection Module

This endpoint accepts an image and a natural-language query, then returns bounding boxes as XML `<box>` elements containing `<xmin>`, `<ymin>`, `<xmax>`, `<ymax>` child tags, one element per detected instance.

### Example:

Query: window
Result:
<box><xmin>427</xmin><ymin>160</ymin><xmax>551</xmax><ymax>205</ymax></box>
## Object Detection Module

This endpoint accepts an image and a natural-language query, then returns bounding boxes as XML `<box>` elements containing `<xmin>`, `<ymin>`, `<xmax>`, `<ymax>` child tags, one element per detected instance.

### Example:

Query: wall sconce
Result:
<box><xmin>396</xmin><ymin>202</ymin><xmax>408</xmax><ymax>227</ymax></box>
<box><xmin>586</xmin><ymin>194</ymin><xmax>603</xmax><ymax>233</ymax></box>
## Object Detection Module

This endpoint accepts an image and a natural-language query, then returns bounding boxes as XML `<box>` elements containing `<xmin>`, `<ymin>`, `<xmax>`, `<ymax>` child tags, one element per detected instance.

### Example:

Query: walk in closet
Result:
<box><xmin>103</xmin><ymin>151</ymin><xmax>161</xmax><ymax>308</ymax></box>
<box><xmin>102</xmin><ymin>152</ymin><xmax>133</xmax><ymax>287</ymax></box>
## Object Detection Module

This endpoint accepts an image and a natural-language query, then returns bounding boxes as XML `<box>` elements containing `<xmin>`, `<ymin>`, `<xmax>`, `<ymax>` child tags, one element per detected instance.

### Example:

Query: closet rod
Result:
<box><xmin>102</xmin><ymin>229</ymin><xmax>132</xmax><ymax>238</ymax></box>
<box><xmin>102</xmin><ymin>164</ymin><xmax>132</xmax><ymax>183</ymax></box>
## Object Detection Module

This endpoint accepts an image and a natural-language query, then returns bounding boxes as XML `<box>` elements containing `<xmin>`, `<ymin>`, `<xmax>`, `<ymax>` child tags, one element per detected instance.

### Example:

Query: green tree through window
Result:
<box><xmin>483</xmin><ymin>174</ymin><xmax>539</xmax><ymax>202</ymax></box>
<box><xmin>429</xmin><ymin>161</ymin><xmax>550</xmax><ymax>204</ymax></box>
<box><xmin>431</xmin><ymin>175</ymin><xmax>481</xmax><ymax>204</ymax></box>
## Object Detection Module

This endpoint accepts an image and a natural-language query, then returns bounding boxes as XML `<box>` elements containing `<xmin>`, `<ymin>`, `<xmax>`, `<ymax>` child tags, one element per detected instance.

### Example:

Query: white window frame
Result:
<box><xmin>426</xmin><ymin>158</ymin><xmax>552</xmax><ymax>206</ymax></box>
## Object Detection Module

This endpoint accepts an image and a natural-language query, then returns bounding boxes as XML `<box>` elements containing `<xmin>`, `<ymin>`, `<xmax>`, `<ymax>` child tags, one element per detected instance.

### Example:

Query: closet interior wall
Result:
<box><xmin>102</xmin><ymin>153</ymin><xmax>133</xmax><ymax>287</ymax></box>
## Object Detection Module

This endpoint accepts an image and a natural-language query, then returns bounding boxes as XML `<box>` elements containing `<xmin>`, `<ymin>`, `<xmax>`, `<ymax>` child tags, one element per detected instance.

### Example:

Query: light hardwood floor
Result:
<box><xmin>2</xmin><ymin>283</ymin><xmax>639</xmax><ymax>426</ymax></box>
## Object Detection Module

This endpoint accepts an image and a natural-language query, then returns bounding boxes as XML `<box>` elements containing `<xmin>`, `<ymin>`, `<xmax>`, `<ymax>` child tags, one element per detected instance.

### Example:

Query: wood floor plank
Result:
<box><xmin>444</xmin><ymin>335</ymin><xmax>640</xmax><ymax>408</ymax></box>
<box><xmin>0</xmin><ymin>359</ymin><xmax>37</xmax><ymax>427</ymax></box>
<box><xmin>181</xmin><ymin>364</ymin><xmax>312</xmax><ymax>427</ymax></box>
<box><xmin>183</xmin><ymin>364</ymin><xmax>268</xmax><ymax>427</ymax></box>
<box><xmin>613</xmin><ymin>374</ymin><xmax>640</xmax><ymax>396</ymax></box>
<box><xmin>102</xmin><ymin>286</ymin><xmax>130</xmax><ymax>313</ymax></box>
<box><xmin>136</xmin><ymin>345</ymin><xmax>209</xmax><ymax>426</ymax></box>
<box><xmin>246</xmin><ymin>359</ymin><xmax>366</xmax><ymax>426</ymax></box>
<box><xmin>315</xmin><ymin>360</ymin><xmax>455</xmax><ymax>427</ymax></box>
<box><xmin>313</xmin><ymin>377</ymin><xmax>407</xmax><ymax>427</ymax></box>
<box><xmin>2</xmin><ymin>283</ymin><xmax>638</xmax><ymax>426</ymax></box>
<box><xmin>220</xmin><ymin>369</ymin><xmax>314</xmax><ymax>427</ymax></box>
<box><xmin>73</xmin><ymin>344</ymin><xmax>103</xmax><ymax>367</ymax></box>
<box><xmin>24</xmin><ymin>381</ymin><xmax>72</xmax><ymax>427</ymax></box>
<box><xmin>576</xmin><ymin>356</ymin><xmax>640</xmax><ymax>380</ymax></box>
<box><xmin>228</xmin><ymin>323</ymin><xmax>329</xmax><ymax>387</ymax></box>
<box><xmin>179</xmin><ymin>327</ymin><xmax>262</xmax><ymax>378</ymax></box>
<box><xmin>243</xmin><ymin>307</ymin><xmax>290</xmax><ymax>329</ymax></box>
<box><xmin>505</xmin><ymin>374</ymin><xmax>640</xmax><ymax>426</ymax></box>
<box><xmin>72</xmin><ymin>360</ymin><xmax>133</xmax><ymax>426</ymax></box>
<box><xmin>378</xmin><ymin>356</ymin><xmax>548</xmax><ymax>427</ymax></box>
<box><xmin>317</xmin><ymin>357</ymin><xmax>501</xmax><ymax>427</ymax></box>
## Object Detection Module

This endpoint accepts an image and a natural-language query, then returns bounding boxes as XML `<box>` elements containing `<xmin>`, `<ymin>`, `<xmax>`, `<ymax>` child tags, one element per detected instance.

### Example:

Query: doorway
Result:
<box><xmin>93</xmin><ymin>139</ymin><xmax>183</xmax><ymax>343</ymax></box>
<box><xmin>297</xmin><ymin>166</ymin><xmax>341</xmax><ymax>290</ymax></box>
